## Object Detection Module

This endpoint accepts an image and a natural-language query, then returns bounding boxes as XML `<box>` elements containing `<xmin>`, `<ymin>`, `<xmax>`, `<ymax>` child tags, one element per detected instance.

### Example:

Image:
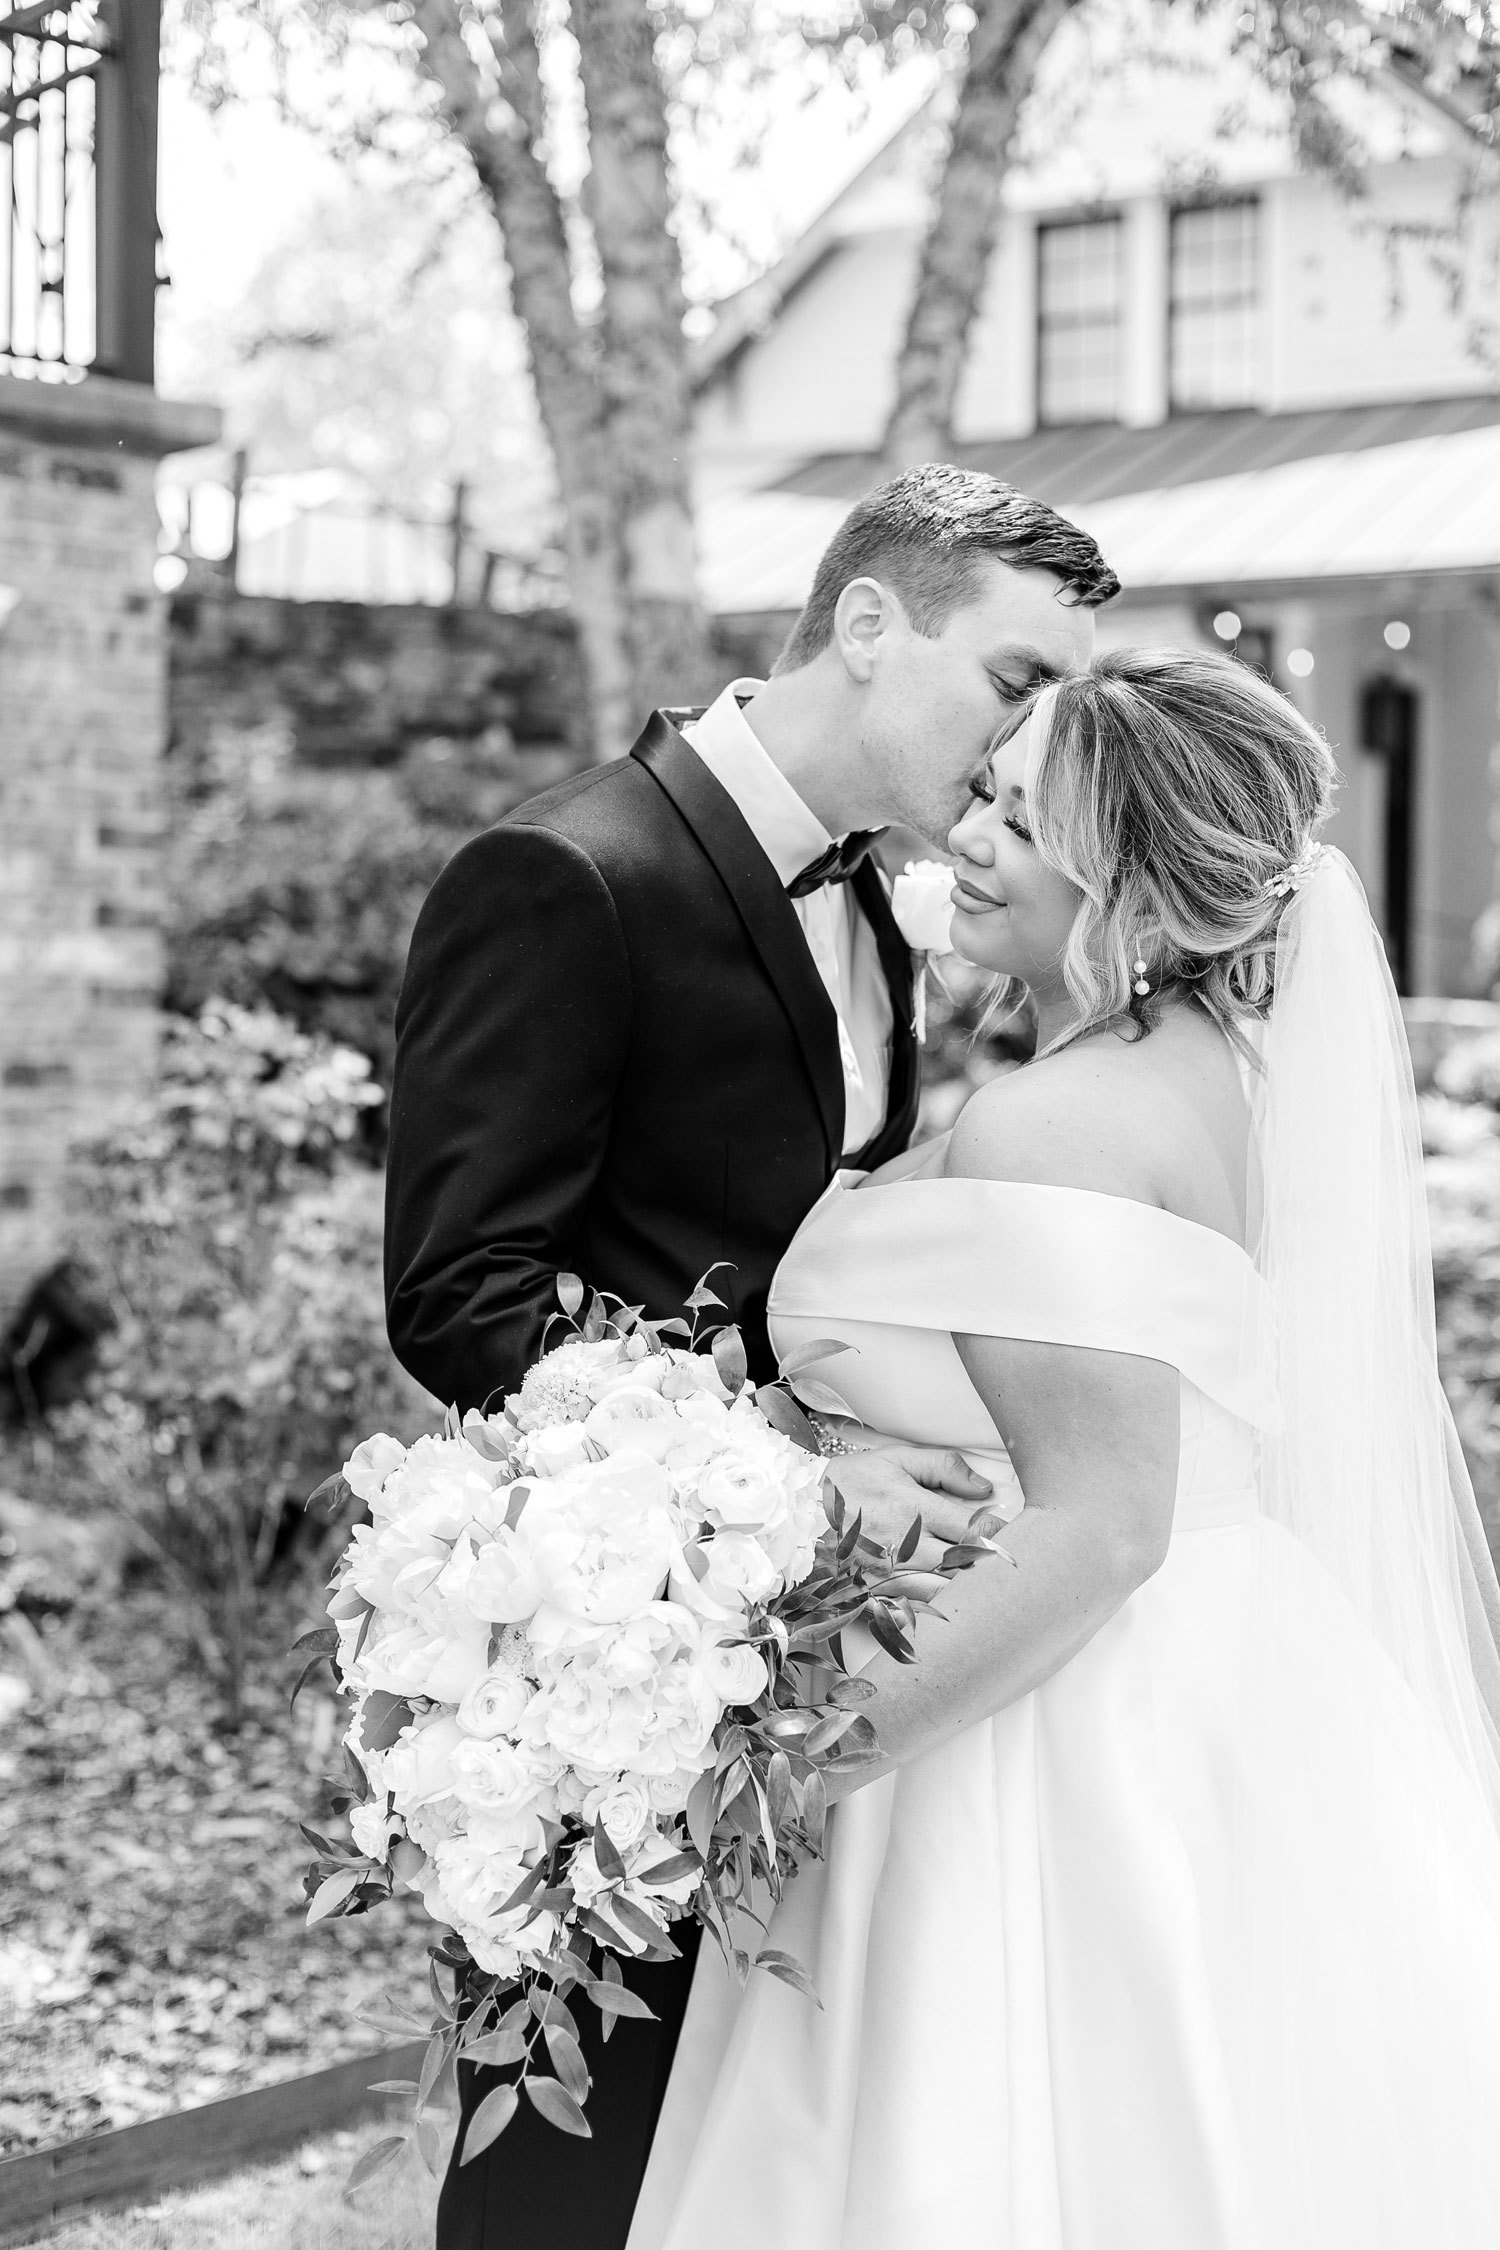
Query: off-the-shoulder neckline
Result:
<box><xmin>834</xmin><ymin>1168</ymin><xmax>1257</xmax><ymax>1273</ymax></box>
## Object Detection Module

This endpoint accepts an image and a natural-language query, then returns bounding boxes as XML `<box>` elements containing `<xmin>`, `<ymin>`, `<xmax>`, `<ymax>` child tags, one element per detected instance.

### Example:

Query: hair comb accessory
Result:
<box><xmin>1265</xmin><ymin>838</ymin><xmax>1331</xmax><ymax>899</ymax></box>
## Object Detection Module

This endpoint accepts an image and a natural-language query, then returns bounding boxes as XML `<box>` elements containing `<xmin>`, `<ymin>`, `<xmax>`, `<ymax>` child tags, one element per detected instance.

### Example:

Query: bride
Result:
<box><xmin>627</xmin><ymin>647</ymin><xmax>1500</xmax><ymax>2249</ymax></box>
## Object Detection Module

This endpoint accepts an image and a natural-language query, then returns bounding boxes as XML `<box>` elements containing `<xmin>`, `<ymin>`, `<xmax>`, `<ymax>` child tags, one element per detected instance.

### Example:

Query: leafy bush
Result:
<box><xmin>164</xmin><ymin>731</ymin><xmax>552</xmax><ymax>1119</ymax></box>
<box><xmin>39</xmin><ymin>1003</ymin><xmax>438</xmax><ymax>1720</ymax></box>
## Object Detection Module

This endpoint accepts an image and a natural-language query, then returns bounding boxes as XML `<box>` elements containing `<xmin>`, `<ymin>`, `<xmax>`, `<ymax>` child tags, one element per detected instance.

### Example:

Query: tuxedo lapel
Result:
<box><xmin>848</xmin><ymin>857</ymin><xmax>921</xmax><ymax>1170</ymax></box>
<box><xmin>631</xmin><ymin>713</ymin><xmax>845</xmax><ymax>1164</ymax></box>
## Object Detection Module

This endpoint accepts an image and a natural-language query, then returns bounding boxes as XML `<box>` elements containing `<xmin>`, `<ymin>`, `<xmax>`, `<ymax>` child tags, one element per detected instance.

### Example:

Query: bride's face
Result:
<box><xmin>946</xmin><ymin>718</ymin><xmax>1084</xmax><ymax>990</ymax></box>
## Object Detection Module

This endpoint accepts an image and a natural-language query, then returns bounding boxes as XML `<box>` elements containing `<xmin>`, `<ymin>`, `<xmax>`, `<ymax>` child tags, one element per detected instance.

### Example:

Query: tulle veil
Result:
<box><xmin>1227</xmin><ymin>845</ymin><xmax>1500</xmax><ymax>2244</ymax></box>
<box><xmin>1246</xmin><ymin>845</ymin><xmax>1500</xmax><ymax>1820</ymax></box>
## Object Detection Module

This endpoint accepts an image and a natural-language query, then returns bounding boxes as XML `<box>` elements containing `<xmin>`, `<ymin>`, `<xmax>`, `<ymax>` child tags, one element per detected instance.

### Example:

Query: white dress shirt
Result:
<box><xmin>679</xmin><ymin>680</ymin><xmax>894</xmax><ymax>1157</ymax></box>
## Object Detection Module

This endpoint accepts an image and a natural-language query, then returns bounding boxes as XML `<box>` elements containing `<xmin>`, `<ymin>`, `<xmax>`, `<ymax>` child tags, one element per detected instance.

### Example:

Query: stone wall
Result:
<box><xmin>0</xmin><ymin>377</ymin><xmax>219</xmax><ymax>1319</ymax></box>
<box><xmin>166</xmin><ymin>587</ymin><xmax>793</xmax><ymax>777</ymax></box>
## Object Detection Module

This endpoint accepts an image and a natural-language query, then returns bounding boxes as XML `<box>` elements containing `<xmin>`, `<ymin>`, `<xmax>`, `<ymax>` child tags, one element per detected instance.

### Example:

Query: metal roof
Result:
<box><xmin>771</xmin><ymin>395</ymin><xmax>1500</xmax><ymax>508</ymax></box>
<box><xmin>699</xmin><ymin>408</ymin><xmax>1500</xmax><ymax>615</ymax></box>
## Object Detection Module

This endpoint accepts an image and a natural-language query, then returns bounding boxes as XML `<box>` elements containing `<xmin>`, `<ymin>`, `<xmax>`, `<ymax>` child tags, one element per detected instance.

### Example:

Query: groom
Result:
<box><xmin>384</xmin><ymin>462</ymin><xmax>1117</xmax><ymax>2250</ymax></box>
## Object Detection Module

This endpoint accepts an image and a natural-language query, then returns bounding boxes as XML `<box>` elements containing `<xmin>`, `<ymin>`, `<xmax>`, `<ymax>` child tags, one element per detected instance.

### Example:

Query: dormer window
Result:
<box><xmin>1169</xmin><ymin>200</ymin><xmax>1261</xmax><ymax>410</ymax></box>
<box><xmin>1036</xmin><ymin>217</ymin><xmax>1123</xmax><ymax>425</ymax></box>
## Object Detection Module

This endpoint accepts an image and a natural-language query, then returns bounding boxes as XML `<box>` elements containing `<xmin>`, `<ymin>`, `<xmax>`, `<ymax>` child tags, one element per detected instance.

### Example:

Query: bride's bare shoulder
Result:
<box><xmin>944</xmin><ymin>1009</ymin><xmax>1247</xmax><ymax>1228</ymax></box>
<box><xmin>944</xmin><ymin>1039</ymin><xmax>1157</xmax><ymax>1199</ymax></box>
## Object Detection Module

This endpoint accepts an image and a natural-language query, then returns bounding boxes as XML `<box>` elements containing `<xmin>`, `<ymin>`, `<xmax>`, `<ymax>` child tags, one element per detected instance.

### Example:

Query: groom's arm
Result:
<box><xmin>384</xmin><ymin>821</ymin><xmax>631</xmax><ymax>1411</ymax></box>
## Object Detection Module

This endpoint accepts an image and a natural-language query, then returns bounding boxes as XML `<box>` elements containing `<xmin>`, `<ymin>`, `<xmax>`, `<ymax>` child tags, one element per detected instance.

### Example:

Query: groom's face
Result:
<box><xmin>862</xmin><ymin>558</ymin><xmax>1095</xmax><ymax>843</ymax></box>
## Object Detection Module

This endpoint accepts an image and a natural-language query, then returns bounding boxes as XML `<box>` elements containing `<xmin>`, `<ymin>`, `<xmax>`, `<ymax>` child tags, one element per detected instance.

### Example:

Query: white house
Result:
<box><xmin>691</xmin><ymin>7</ymin><xmax>1500</xmax><ymax>996</ymax></box>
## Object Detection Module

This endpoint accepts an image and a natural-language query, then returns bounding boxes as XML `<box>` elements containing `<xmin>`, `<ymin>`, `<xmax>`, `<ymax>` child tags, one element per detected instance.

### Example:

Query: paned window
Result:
<box><xmin>1036</xmin><ymin>218</ymin><xmax>1123</xmax><ymax>425</ymax></box>
<box><xmin>1170</xmin><ymin>201</ymin><xmax>1260</xmax><ymax>409</ymax></box>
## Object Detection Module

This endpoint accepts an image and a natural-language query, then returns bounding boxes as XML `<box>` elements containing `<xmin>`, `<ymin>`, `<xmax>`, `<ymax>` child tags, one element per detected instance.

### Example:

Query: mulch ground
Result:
<box><xmin>0</xmin><ymin>1585</ymin><xmax>431</xmax><ymax>2159</ymax></box>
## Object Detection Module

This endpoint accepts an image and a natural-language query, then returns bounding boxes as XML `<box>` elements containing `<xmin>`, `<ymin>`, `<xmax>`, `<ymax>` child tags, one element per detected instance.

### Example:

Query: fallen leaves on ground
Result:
<box><xmin>1</xmin><ymin>1585</ymin><xmax>430</xmax><ymax>2157</ymax></box>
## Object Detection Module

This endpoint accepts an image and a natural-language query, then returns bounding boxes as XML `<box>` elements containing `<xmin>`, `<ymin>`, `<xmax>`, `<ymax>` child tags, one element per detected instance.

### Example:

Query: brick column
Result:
<box><xmin>0</xmin><ymin>374</ymin><xmax>219</xmax><ymax>1317</ymax></box>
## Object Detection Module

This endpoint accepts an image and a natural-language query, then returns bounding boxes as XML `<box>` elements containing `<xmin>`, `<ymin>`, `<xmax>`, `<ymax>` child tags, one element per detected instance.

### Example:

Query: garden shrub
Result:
<box><xmin>164</xmin><ymin>729</ymin><xmax>553</xmax><ymax>1121</ymax></box>
<box><xmin>36</xmin><ymin>1002</ymin><xmax>438</xmax><ymax>1720</ymax></box>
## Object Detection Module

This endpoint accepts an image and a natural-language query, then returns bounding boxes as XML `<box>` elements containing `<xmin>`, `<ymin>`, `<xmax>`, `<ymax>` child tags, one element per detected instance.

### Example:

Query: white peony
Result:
<box><xmin>583</xmin><ymin>1385</ymin><xmax>681</xmax><ymax>1459</ymax></box>
<box><xmin>378</xmin><ymin>1711</ymin><xmax>465</xmax><ymax>1807</ymax></box>
<box><xmin>361</xmin><ymin>1616</ymin><xmax>492</xmax><ymax>1704</ymax></box>
<box><xmin>526</xmin><ymin>1423</ymin><xmax>594</xmax><ymax>1477</ymax></box>
<box><xmin>891</xmin><ymin>858</ymin><xmax>957</xmax><ymax>954</ymax></box>
<box><xmin>450</xmin><ymin>1735</ymin><xmax>560</xmax><ymax>1821</ymax></box>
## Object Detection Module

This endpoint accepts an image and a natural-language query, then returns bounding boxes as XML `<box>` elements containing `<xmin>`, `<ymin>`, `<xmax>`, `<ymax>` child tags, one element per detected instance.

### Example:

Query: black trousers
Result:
<box><xmin>435</xmin><ymin>1924</ymin><xmax>702</xmax><ymax>2250</ymax></box>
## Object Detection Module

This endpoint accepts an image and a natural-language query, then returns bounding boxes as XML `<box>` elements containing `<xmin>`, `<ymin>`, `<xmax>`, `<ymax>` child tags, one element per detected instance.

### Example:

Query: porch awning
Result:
<box><xmin>697</xmin><ymin>420</ymin><xmax>1500</xmax><ymax>615</ymax></box>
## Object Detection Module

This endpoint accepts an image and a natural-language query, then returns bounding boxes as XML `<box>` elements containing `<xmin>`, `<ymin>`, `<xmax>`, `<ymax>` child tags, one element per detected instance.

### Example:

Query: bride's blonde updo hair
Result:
<box><xmin>1002</xmin><ymin>646</ymin><xmax>1337</xmax><ymax>1052</ymax></box>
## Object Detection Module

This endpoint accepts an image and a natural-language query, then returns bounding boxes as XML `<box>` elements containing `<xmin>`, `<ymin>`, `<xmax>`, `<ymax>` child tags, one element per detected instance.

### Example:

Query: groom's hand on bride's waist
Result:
<box><xmin>825</xmin><ymin>1441</ymin><xmax>993</xmax><ymax>1570</ymax></box>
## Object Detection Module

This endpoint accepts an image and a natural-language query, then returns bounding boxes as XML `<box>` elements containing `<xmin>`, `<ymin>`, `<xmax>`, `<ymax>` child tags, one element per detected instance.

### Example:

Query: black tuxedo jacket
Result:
<box><xmin>384</xmin><ymin>709</ymin><xmax>921</xmax><ymax>1408</ymax></box>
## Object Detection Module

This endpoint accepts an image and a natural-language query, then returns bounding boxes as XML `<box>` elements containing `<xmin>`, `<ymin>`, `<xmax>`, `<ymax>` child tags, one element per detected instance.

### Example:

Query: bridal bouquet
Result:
<box><xmin>295</xmin><ymin>1277</ymin><xmax>1000</xmax><ymax>2187</ymax></box>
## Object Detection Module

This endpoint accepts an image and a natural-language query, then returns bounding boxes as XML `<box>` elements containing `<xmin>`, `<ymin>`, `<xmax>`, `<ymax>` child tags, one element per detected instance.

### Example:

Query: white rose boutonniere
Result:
<box><xmin>890</xmin><ymin>858</ymin><xmax>956</xmax><ymax>1041</ymax></box>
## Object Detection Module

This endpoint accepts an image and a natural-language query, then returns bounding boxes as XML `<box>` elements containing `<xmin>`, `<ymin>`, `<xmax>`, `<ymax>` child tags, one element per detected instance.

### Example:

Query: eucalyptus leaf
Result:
<box><xmin>557</xmin><ymin>1273</ymin><xmax>585</xmax><ymax>1319</ymax></box>
<box><xmin>307</xmin><ymin>1868</ymin><xmax>361</xmax><ymax>1923</ymax></box>
<box><xmin>360</xmin><ymin>1690</ymin><xmax>416</xmax><ymax>1754</ymax></box>
<box><xmin>462</xmin><ymin>2026</ymin><xmax>528</xmax><ymax>2068</ymax></box>
<box><xmin>755</xmin><ymin>1949</ymin><xmax>824</xmax><ymax>2008</ymax></box>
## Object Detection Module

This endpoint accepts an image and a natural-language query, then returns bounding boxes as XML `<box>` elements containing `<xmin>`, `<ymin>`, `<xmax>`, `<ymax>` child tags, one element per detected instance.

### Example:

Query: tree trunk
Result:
<box><xmin>571</xmin><ymin>0</ymin><xmax>715</xmax><ymax>706</ymax></box>
<box><xmin>882</xmin><ymin>0</ymin><xmax>1076</xmax><ymax>468</ymax></box>
<box><xmin>410</xmin><ymin>0</ymin><xmax>646</xmax><ymax>757</ymax></box>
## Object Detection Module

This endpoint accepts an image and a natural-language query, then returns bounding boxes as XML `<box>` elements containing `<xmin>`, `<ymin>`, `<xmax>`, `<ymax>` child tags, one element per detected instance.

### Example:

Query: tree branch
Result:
<box><xmin>882</xmin><ymin>0</ymin><xmax>1076</xmax><ymax>466</ymax></box>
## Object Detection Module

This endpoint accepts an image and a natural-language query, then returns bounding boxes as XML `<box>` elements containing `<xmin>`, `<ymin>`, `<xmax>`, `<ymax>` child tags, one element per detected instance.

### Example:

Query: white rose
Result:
<box><xmin>581</xmin><ymin>1774</ymin><xmax>656</xmax><ymax>1851</ymax></box>
<box><xmin>891</xmin><ymin>858</ymin><xmax>956</xmax><ymax>954</ymax></box>
<box><xmin>344</xmin><ymin>1432</ymin><xmax>408</xmax><ymax>1505</ymax></box>
<box><xmin>700</xmin><ymin>1638</ymin><xmax>770</xmax><ymax>1707</ymax></box>
<box><xmin>379</xmin><ymin>1712</ymin><xmax>465</xmax><ymax>1807</ymax></box>
<box><xmin>456</xmin><ymin>1666</ymin><xmax>534</xmax><ymax>1738</ymax></box>
<box><xmin>645</xmin><ymin>1769</ymin><xmax>698</xmax><ymax>1815</ymax></box>
<box><xmin>449</xmin><ymin>1734</ymin><xmax>558</xmax><ymax>1819</ymax></box>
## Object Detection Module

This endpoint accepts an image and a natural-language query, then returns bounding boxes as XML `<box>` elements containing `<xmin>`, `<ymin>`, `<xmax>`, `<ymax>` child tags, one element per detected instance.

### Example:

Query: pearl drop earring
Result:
<box><xmin>1133</xmin><ymin>955</ymin><xmax>1151</xmax><ymax>998</ymax></box>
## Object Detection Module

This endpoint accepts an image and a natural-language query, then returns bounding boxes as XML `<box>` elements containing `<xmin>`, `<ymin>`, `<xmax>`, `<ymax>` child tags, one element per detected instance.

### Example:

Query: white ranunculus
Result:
<box><xmin>697</xmin><ymin>1453</ymin><xmax>792</xmax><ymax>1533</ymax></box>
<box><xmin>891</xmin><ymin>858</ymin><xmax>957</xmax><ymax>954</ymax></box>
<box><xmin>379</xmin><ymin>1711</ymin><xmax>465</xmax><ymax>1807</ymax></box>
<box><xmin>343</xmin><ymin>1432</ymin><xmax>407</xmax><ymax>1505</ymax></box>
<box><xmin>700</xmin><ymin>1638</ymin><xmax>770</xmax><ymax>1707</ymax></box>
<box><xmin>456</xmin><ymin>1665</ymin><xmax>534</xmax><ymax>1738</ymax></box>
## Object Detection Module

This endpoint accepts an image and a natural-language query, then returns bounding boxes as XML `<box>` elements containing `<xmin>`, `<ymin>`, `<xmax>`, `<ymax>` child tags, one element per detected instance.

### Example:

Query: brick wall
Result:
<box><xmin>0</xmin><ymin>377</ymin><xmax>218</xmax><ymax>1319</ymax></box>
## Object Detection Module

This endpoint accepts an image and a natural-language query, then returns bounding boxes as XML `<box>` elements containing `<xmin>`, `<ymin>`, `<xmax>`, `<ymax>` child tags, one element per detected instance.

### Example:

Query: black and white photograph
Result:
<box><xmin>3</xmin><ymin>1</ymin><xmax>1500</xmax><ymax>2245</ymax></box>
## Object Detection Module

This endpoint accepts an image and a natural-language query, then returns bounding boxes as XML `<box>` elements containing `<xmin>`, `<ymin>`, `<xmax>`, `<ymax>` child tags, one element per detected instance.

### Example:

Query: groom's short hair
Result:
<box><xmin>774</xmin><ymin>463</ymin><xmax>1119</xmax><ymax>672</ymax></box>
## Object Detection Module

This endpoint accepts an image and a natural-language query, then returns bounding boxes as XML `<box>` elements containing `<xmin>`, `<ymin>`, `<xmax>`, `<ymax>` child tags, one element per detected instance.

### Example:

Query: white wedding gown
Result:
<box><xmin>629</xmin><ymin>1150</ymin><xmax>1500</xmax><ymax>2250</ymax></box>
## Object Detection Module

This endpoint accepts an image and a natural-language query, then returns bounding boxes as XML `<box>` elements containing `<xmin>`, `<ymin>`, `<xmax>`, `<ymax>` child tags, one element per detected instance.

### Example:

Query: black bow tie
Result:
<box><xmin>787</xmin><ymin>829</ymin><xmax>885</xmax><ymax>899</ymax></box>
